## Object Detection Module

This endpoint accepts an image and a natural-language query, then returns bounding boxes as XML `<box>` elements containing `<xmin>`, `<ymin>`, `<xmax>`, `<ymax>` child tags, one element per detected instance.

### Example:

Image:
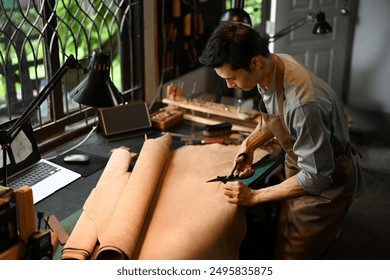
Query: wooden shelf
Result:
<box><xmin>162</xmin><ymin>98</ymin><xmax>261</xmax><ymax>131</ymax></box>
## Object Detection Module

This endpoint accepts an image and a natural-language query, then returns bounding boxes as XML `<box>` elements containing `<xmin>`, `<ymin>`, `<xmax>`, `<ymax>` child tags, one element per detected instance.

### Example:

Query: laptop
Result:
<box><xmin>0</xmin><ymin>119</ymin><xmax>81</xmax><ymax>204</ymax></box>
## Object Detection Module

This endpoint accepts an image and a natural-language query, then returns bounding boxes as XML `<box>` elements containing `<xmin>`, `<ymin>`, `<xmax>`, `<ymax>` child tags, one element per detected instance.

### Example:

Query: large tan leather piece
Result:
<box><xmin>62</xmin><ymin>134</ymin><xmax>270</xmax><ymax>260</ymax></box>
<box><xmin>61</xmin><ymin>147</ymin><xmax>132</xmax><ymax>259</ymax></box>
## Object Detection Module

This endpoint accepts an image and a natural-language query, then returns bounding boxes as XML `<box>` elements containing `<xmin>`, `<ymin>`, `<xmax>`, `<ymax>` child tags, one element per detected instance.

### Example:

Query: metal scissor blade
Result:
<box><xmin>206</xmin><ymin>173</ymin><xmax>240</xmax><ymax>183</ymax></box>
<box><xmin>206</xmin><ymin>176</ymin><xmax>228</xmax><ymax>183</ymax></box>
<box><xmin>206</xmin><ymin>153</ymin><xmax>248</xmax><ymax>184</ymax></box>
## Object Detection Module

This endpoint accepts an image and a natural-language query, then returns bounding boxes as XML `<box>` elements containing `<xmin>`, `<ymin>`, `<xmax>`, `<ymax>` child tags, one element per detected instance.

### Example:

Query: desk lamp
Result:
<box><xmin>69</xmin><ymin>49</ymin><xmax>124</xmax><ymax>107</ymax></box>
<box><xmin>60</xmin><ymin>49</ymin><xmax>125</xmax><ymax>162</ymax></box>
<box><xmin>219</xmin><ymin>1</ymin><xmax>332</xmax><ymax>42</ymax></box>
<box><xmin>312</xmin><ymin>11</ymin><xmax>333</xmax><ymax>35</ymax></box>
<box><xmin>0</xmin><ymin>49</ymin><xmax>123</xmax><ymax>185</ymax></box>
<box><xmin>220</xmin><ymin>0</ymin><xmax>252</xmax><ymax>27</ymax></box>
<box><xmin>268</xmin><ymin>11</ymin><xmax>333</xmax><ymax>43</ymax></box>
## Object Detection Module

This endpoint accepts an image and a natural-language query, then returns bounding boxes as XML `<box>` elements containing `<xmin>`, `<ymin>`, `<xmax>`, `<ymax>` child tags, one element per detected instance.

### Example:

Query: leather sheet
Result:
<box><xmin>62</xmin><ymin>134</ymin><xmax>270</xmax><ymax>260</ymax></box>
<box><xmin>61</xmin><ymin>147</ymin><xmax>132</xmax><ymax>260</ymax></box>
<box><xmin>96</xmin><ymin>135</ymin><xmax>171</xmax><ymax>259</ymax></box>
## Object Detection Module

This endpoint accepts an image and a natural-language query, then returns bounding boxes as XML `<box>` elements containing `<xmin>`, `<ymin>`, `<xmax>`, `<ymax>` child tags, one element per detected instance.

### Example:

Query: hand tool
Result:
<box><xmin>181</xmin><ymin>138</ymin><xmax>225</xmax><ymax>145</ymax></box>
<box><xmin>206</xmin><ymin>153</ymin><xmax>248</xmax><ymax>184</ymax></box>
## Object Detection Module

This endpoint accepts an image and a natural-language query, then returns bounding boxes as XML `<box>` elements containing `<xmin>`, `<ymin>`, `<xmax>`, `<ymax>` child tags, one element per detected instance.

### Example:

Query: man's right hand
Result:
<box><xmin>234</xmin><ymin>149</ymin><xmax>254</xmax><ymax>178</ymax></box>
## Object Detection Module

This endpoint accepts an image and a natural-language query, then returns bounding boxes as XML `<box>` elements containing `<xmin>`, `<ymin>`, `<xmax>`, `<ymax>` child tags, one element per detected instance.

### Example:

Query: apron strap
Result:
<box><xmin>275</xmin><ymin>56</ymin><xmax>285</xmax><ymax>116</ymax></box>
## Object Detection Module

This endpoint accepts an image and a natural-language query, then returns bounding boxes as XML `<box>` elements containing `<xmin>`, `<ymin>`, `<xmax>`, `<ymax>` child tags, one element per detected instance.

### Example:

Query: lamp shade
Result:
<box><xmin>70</xmin><ymin>49</ymin><xmax>124</xmax><ymax>108</ymax></box>
<box><xmin>313</xmin><ymin>12</ymin><xmax>333</xmax><ymax>34</ymax></box>
<box><xmin>220</xmin><ymin>8</ymin><xmax>252</xmax><ymax>27</ymax></box>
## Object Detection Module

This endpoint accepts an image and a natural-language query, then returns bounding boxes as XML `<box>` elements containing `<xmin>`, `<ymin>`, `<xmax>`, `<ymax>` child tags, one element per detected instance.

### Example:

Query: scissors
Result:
<box><xmin>206</xmin><ymin>153</ymin><xmax>248</xmax><ymax>184</ymax></box>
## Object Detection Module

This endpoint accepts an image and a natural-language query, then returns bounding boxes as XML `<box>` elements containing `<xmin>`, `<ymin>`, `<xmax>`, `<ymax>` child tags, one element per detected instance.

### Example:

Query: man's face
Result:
<box><xmin>214</xmin><ymin>63</ymin><xmax>259</xmax><ymax>92</ymax></box>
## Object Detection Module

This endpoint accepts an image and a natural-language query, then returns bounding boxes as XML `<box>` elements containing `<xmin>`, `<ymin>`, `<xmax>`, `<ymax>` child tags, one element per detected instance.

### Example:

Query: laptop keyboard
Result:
<box><xmin>7</xmin><ymin>161</ymin><xmax>60</xmax><ymax>189</ymax></box>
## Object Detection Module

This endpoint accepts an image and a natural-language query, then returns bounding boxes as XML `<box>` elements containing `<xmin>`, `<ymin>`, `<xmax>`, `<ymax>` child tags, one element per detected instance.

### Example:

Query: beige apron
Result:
<box><xmin>259</xmin><ymin>56</ymin><xmax>356</xmax><ymax>259</ymax></box>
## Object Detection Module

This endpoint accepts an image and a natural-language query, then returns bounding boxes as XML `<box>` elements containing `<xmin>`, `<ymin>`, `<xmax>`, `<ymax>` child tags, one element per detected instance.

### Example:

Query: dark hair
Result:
<box><xmin>199</xmin><ymin>22</ymin><xmax>270</xmax><ymax>71</ymax></box>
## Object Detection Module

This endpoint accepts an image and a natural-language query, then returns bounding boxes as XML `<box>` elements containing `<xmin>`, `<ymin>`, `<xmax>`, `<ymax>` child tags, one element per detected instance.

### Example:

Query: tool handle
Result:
<box><xmin>203</xmin><ymin>122</ymin><xmax>232</xmax><ymax>132</ymax></box>
<box><xmin>236</xmin><ymin>152</ymin><xmax>248</xmax><ymax>162</ymax></box>
<box><xmin>229</xmin><ymin>153</ymin><xmax>248</xmax><ymax>177</ymax></box>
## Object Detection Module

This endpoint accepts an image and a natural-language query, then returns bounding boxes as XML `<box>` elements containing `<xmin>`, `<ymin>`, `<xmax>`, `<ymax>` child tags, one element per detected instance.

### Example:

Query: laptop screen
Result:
<box><xmin>0</xmin><ymin>119</ymin><xmax>41</xmax><ymax>182</ymax></box>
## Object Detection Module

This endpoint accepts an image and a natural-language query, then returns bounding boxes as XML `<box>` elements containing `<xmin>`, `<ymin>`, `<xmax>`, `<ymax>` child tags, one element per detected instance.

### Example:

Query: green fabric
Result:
<box><xmin>53</xmin><ymin>209</ymin><xmax>82</xmax><ymax>260</ymax></box>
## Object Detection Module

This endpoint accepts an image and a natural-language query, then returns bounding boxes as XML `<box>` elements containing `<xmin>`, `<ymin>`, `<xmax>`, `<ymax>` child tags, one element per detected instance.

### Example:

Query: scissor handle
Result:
<box><xmin>228</xmin><ymin>153</ymin><xmax>248</xmax><ymax>178</ymax></box>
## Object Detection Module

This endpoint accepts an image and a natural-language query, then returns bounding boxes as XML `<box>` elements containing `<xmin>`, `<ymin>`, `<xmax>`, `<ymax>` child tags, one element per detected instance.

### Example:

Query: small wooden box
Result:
<box><xmin>151</xmin><ymin>109</ymin><xmax>184</xmax><ymax>131</ymax></box>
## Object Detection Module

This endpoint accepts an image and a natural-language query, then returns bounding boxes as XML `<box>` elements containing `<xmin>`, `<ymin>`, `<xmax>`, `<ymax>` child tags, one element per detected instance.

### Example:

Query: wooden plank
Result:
<box><xmin>45</xmin><ymin>215</ymin><xmax>69</xmax><ymax>245</ymax></box>
<box><xmin>183</xmin><ymin>114</ymin><xmax>255</xmax><ymax>133</ymax></box>
<box><xmin>162</xmin><ymin>98</ymin><xmax>261</xmax><ymax>132</ymax></box>
<box><xmin>162</xmin><ymin>98</ymin><xmax>260</xmax><ymax>121</ymax></box>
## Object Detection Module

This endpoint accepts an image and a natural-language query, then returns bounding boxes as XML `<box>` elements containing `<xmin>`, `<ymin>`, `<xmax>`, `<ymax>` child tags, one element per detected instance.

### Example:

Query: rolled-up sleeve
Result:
<box><xmin>288</xmin><ymin>102</ymin><xmax>335</xmax><ymax>194</ymax></box>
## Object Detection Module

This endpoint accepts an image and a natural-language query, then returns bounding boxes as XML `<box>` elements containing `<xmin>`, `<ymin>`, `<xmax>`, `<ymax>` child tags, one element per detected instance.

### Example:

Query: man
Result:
<box><xmin>199</xmin><ymin>22</ymin><xmax>365</xmax><ymax>259</ymax></box>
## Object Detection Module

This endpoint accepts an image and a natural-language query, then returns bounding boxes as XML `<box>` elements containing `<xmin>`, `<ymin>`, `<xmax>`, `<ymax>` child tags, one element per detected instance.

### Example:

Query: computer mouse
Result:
<box><xmin>63</xmin><ymin>154</ymin><xmax>90</xmax><ymax>163</ymax></box>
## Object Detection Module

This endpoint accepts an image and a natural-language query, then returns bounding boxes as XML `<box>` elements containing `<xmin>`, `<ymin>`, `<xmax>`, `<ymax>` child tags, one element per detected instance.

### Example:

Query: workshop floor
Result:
<box><xmin>240</xmin><ymin>108</ymin><xmax>390</xmax><ymax>260</ymax></box>
<box><xmin>324</xmin><ymin>126</ymin><xmax>390</xmax><ymax>259</ymax></box>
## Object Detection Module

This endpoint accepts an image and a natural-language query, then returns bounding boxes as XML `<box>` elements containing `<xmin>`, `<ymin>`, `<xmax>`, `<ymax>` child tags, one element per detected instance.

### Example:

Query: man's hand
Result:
<box><xmin>234</xmin><ymin>149</ymin><xmax>254</xmax><ymax>178</ymax></box>
<box><xmin>223</xmin><ymin>181</ymin><xmax>255</xmax><ymax>206</ymax></box>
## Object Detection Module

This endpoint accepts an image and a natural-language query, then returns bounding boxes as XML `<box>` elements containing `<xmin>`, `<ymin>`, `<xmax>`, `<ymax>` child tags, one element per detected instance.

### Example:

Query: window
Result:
<box><xmin>225</xmin><ymin>0</ymin><xmax>263</xmax><ymax>27</ymax></box>
<box><xmin>0</xmin><ymin>0</ymin><xmax>144</xmax><ymax>151</ymax></box>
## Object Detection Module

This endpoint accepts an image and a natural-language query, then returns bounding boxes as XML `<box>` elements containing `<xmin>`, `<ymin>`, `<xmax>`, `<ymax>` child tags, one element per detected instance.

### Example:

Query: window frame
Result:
<box><xmin>0</xmin><ymin>0</ymin><xmax>145</xmax><ymax>153</ymax></box>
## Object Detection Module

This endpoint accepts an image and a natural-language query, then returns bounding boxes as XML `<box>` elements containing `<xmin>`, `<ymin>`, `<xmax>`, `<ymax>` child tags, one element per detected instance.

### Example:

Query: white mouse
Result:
<box><xmin>63</xmin><ymin>154</ymin><xmax>90</xmax><ymax>163</ymax></box>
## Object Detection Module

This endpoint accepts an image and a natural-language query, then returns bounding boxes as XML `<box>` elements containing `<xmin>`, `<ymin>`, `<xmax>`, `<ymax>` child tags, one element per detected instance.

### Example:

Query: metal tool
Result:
<box><xmin>161</xmin><ymin>132</ymin><xmax>227</xmax><ymax>145</ymax></box>
<box><xmin>182</xmin><ymin>138</ymin><xmax>225</xmax><ymax>145</ymax></box>
<box><xmin>206</xmin><ymin>153</ymin><xmax>248</xmax><ymax>184</ymax></box>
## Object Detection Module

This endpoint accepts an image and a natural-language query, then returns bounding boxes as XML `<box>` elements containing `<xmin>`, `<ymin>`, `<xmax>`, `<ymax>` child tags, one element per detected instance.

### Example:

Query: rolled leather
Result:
<box><xmin>61</xmin><ymin>147</ymin><xmax>132</xmax><ymax>259</ymax></box>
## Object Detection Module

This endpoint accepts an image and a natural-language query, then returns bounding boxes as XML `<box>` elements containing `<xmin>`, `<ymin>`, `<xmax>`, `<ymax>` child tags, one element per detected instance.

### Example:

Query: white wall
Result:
<box><xmin>347</xmin><ymin>0</ymin><xmax>390</xmax><ymax>114</ymax></box>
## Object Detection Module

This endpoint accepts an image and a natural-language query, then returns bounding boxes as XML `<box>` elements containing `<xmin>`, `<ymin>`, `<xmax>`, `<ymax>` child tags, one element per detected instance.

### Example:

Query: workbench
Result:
<box><xmin>33</xmin><ymin>120</ymin><xmax>283</xmax><ymax>260</ymax></box>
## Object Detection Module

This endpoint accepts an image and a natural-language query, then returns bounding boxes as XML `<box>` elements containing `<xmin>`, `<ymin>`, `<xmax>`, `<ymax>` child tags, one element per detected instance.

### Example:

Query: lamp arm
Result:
<box><xmin>6</xmin><ymin>55</ymin><xmax>81</xmax><ymax>142</ymax></box>
<box><xmin>0</xmin><ymin>54</ymin><xmax>83</xmax><ymax>187</ymax></box>
<box><xmin>268</xmin><ymin>12</ymin><xmax>316</xmax><ymax>43</ymax></box>
<box><xmin>0</xmin><ymin>54</ymin><xmax>81</xmax><ymax>186</ymax></box>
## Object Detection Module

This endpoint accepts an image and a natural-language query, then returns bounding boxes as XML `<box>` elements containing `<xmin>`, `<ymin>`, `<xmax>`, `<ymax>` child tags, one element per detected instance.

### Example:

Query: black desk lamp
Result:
<box><xmin>219</xmin><ymin>0</ymin><xmax>332</xmax><ymax>42</ymax></box>
<box><xmin>312</xmin><ymin>11</ymin><xmax>333</xmax><ymax>35</ymax></box>
<box><xmin>0</xmin><ymin>49</ymin><xmax>123</xmax><ymax>186</ymax></box>
<box><xmin>268</xmin><ymin>11</ymin><xmax>333</xmax><ymax>43</ymax></box>
<box><xmin>69</xmin><ymin>49</ymin><xmax>123</xmax><ymax>107</ymax></box>
<box><xmin>220</xmin><ymin>0</ymin><xmax>252</xmax><ymax>27</ymax></box>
